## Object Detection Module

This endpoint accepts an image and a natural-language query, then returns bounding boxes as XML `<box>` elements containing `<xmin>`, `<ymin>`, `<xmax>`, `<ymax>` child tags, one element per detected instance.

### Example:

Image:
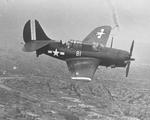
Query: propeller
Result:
<box><xmin>110</xmin><ymin>37</ymin><xmax>113</xmax><ymax>48</ymax></box>
<box><xmin>126</xmin><ymin>40</ymin><xmax>135</xmax><ymax>77</ymax></box>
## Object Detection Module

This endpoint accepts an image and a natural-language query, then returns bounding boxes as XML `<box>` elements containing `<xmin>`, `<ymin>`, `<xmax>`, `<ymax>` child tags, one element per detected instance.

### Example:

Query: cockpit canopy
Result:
<box><xmin>60</xmin><ymin>39</ymin><xmax>104</xmax><ymax>51</ymax></box>
<box><xmin>67</xmin><ymin>39</ymin><xmax>82</xmax><ymax>45</ymax></box>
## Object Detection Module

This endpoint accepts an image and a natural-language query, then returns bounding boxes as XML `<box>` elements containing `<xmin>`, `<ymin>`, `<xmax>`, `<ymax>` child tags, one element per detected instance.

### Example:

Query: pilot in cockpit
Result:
<box><xmin>66</xmin><ymin>40</ymin><xmax>74</xmax><ymax>48</ymax></box>
<box><xmin>92</xmin><ymin>42</ymin><xmax>103</xmax><ymax>51</ymax></box>
<box><xmin>92</xmin><ymin>42</ymin><xmax>99</xmax><ymax>51</ymax></box>
<box><xmin>59</xmin><ymin>40</ymin><xmax>68</xmax><ymax>47</ymax></box>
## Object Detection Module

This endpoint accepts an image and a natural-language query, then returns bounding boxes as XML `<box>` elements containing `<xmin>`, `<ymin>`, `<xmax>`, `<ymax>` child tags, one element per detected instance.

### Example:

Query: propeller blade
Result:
<box><xmin>110</xmin><ymin>37</ymin><xmax>113</xmax><ymax>48</ymax></box>
<box><xmin>125</xmin><ymin>40</ymin><xmax>135</xmax><ymax>77</ymax></box>
<box><xmin>126</xmin><ymin>61</ymin><xmax>131</xmax><ymax>77</ymax></box>
<box><xmin>130</xmin><ymin>40</ymin><xmax>134</xmax><ymax>57</ymax></box>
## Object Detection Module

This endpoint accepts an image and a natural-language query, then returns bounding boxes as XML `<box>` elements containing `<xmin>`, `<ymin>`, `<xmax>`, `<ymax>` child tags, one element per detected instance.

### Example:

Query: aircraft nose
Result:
<box><xmin>124</xmin><ymin>51</ymin><xmax>135</xmax><ymax>61</ymax></box>
<box><xmin>121</xmin><ymin>51</ymin><xmax>130</xmax><ymax>60</ymax></box>
<box><xmin>125</xmin><ymin>52</ymin><xmax>130</xmax><ymax>60</ymax></box>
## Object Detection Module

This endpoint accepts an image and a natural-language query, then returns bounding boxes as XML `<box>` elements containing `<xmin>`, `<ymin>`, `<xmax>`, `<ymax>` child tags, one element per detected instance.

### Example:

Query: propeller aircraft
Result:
<box><xmin>22</xmin><ymin>20</ymin><xmax>135</xmax><ymax>81</ymax></box>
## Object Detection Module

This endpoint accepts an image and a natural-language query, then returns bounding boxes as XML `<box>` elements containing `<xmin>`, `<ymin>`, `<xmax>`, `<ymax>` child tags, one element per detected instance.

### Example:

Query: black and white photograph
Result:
<box><xmin>0</xmin><ymin>0</ymin><xmax>150</xmax><ymax>120</ymax></box>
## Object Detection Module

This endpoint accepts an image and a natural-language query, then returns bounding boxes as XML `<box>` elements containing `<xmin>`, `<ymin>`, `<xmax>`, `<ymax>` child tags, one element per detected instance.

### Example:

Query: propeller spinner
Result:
<box><xmin>126</xmin><ymin>40</ymin><xmax>135</xmax><ymax>77</ymax></box>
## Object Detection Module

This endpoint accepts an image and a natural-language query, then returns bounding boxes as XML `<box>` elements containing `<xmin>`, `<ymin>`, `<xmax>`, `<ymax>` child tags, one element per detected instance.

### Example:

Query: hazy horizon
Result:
<box><xmin>0</xmin><ymin>0</ymin><xmax>150</xmax><ymax>64</ymax></box>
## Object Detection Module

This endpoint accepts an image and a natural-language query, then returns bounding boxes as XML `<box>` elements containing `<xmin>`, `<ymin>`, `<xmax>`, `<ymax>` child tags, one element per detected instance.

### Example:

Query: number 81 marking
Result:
<box><xmin>76</xmin><ymin>51</ymin><xmax>81</xmax><ymax>56</ymax></box>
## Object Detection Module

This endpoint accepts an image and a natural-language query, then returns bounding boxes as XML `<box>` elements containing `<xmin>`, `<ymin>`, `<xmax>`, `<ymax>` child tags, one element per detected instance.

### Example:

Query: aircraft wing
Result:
<box><xmin>66</xmin><ymin>57</ymin><xmax>100</xmax><ymax>81</ymax></box>
<box><xmin>83</xmin><ymin>26</ymin><xmax>112</xmax><ymax>47</ymax></box>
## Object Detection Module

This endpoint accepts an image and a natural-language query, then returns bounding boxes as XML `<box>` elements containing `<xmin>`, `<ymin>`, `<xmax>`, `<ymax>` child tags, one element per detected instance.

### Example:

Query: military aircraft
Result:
<box><xmin>22</xmin><ymin>20</ymin><xmax>135</xmax><ymax>81</ymax></box>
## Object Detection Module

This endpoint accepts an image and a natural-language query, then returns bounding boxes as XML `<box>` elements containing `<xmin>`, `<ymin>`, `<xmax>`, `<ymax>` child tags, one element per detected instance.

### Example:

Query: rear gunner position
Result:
<box><xmin>22</xmin><ymin>20</ymin><xmax>135</xmax><ymax>81</ymax></box>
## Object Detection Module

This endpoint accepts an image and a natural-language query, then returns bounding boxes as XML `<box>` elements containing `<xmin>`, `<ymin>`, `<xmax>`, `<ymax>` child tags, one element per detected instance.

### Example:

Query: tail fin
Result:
<box><xmin>82</xmin><ymin>26</ymin><xmax>112</xmax><ymax>47</ymax></box>
<box><xmin>23</xmin><ymin>19</ymin><xmax>50</xmax><ymax>43</ymax></box>
<box><xmin>22</xmin><ymin>20</ymin><xmax>51</xmax><ymax>52</ymax></box>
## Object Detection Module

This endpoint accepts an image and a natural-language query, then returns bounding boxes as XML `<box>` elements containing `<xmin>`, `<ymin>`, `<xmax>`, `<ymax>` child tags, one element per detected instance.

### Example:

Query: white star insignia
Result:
<box><xmin>53</xmin><ymin>49</ymin><xmax>59</xmax><ymax>56</ymax></box>
<box><xmin>48</xmin><ymin>49</ymin><xmax>65</xmax><ymax>56</ymax></box>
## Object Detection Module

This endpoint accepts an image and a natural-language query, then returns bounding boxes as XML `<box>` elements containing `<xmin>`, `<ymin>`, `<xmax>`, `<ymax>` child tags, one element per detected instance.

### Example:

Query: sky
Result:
<box><xmin>0</xmin><ymin>0</ymin><xmax>150</xmax><ymax>64</ymax></box>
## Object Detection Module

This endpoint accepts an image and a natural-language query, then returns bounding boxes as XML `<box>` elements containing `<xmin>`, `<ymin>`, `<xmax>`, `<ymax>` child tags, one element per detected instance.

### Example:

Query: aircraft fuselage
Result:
<box><xmin>37</xmin><ymin>40</ymin><xmax>129</xmax><ymax>68</ymax></box>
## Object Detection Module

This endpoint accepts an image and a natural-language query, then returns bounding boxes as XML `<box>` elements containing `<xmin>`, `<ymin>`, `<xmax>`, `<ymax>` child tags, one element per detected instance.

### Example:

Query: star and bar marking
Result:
<box><xmin>48</xmin><ymin>49</ymin><xmax>65</xmax><ymax>56</ymax></box>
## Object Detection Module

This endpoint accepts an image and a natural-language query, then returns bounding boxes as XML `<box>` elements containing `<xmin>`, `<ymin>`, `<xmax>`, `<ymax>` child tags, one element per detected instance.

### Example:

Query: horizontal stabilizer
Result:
<box><xmin>22</xmin><ymin>40</ymin><xmax>52</xmax><ymax>52</ymax></box>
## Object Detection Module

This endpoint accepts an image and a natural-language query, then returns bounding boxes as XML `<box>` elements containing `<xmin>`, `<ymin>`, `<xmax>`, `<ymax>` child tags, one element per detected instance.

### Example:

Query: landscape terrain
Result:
<box><xmin>0</xmin><ymin>48</ymin><xmax>150</xmax><ymax>120</ymax></box>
